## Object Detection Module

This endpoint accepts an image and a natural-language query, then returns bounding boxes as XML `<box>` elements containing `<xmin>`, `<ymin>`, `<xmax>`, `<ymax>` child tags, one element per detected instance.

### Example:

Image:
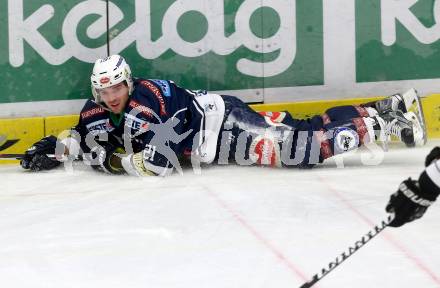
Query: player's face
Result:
<box><xmin>99</xmin><ymin>82</ymin><xmax>129</xmax><ymax>114</ymax></box>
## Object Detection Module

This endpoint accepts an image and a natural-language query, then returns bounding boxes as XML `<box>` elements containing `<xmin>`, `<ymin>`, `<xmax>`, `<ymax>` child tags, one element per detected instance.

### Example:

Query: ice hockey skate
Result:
<box><xmin>374</xmin><ymin>88</ymin><xmax>427</xmax><ymax>146</ymax></box>
<box><xmin>373</xmin><ymin>110</ymin><xmax>424</xmax><ymax>147</ymax></box>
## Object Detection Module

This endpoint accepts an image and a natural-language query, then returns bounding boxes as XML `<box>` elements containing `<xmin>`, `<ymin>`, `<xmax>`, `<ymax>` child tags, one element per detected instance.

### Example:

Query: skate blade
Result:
<box><xmin>402</xmin><ymin>88</ymin><xmax>427</xmax><ymax>146</ymax></box>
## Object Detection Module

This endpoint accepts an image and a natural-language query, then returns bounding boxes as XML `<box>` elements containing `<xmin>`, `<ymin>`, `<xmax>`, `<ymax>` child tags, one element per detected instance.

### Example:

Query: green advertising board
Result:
<box><xmin>356</xmin><ymin>0</ymin><xmax>440</xmax><ymax>82</ymax></box>
<box><xmin>0</xmin><ymin>0</ymin><xmax>323</xmax><ymax>104</ymax></box>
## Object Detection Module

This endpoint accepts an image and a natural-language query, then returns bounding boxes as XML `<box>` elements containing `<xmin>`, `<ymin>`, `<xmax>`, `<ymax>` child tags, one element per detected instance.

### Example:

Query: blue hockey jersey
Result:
<box><xmin>74</xmin><ymin>78</ymin><xmax>212</xmax><ymax>176</ymax></box>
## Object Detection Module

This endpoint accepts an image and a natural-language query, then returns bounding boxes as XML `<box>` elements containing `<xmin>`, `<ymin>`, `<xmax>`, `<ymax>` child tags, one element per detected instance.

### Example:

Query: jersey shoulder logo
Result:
<box><xmin>150</xmin><ymin>79</ymin><xmax>172</xmax><ymax>97</ymax></box>
<box><xmin>139</xmin><ymin>80</ymin><xmax>168</xmax><ymax>116</ymax></box>
<box><xmin>81</xmin><ymin>107</ymin><xmax>105</xmax><ymax>119</ymax></box>
<box><xmin>128</xmin><ymin>100</ymin><xmax>154</xmax><ymax>119</ymax></box>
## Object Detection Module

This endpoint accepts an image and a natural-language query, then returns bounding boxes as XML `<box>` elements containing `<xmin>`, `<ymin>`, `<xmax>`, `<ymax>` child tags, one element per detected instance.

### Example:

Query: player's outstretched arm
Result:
<box><xmin>386</xmin><ymin>147</ymin><xmax>440</xmax><ymax>227</ymax></box>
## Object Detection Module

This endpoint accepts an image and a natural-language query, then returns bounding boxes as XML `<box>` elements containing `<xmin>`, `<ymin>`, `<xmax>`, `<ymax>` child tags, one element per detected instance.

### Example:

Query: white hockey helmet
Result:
<box><xmin>90</xmin><ymin>55</ymin><xmax>134</xmax><ymax>104</ymax></box>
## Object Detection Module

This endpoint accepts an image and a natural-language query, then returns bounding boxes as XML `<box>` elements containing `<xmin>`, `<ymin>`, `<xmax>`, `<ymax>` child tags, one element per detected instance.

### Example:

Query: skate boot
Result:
<box><xmin>374</xmin><ymin>88</ymin><xmax>427</xmax><ymax>145</ymax></box>
<box><xmin>373</xmin><ymin>110</ymin><xmax>424</xmax><ymax>147</ymax></box>
<box><xmin>374</xmin><ymin>93</ymin><xmax>406</xmax><ymax>114</ymax></box>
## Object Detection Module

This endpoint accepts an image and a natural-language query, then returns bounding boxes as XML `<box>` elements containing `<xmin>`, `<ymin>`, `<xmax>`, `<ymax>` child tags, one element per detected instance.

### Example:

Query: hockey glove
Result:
<box><xmin>425</xmin><ymin>146</ymin><xmax>440</xmax><ymax>167</ymax></box>
<box><xmin>386</xmin><ymin>177</ymin><xmax>439</xmax><ymax>227</ymax></box>
<box><xmin>88</xmin><ymin>141</ymin><xmax>126</xmax><ymax>174</ymax></box>
<box><xmin>21</xmin><ymin>135</ymin><xmax>62</xmax><ymax>171</ymax></box>
<box><xmin>120</xmin><ymin>151</ymin><xmax>157</xmax><ymax>176</ymax></box>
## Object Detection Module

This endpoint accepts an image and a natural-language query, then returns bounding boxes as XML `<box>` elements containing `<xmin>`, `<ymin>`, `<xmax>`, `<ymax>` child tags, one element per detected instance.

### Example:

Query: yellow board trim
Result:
<box><xmin>0</xmin><ymin>117</ymin><xmax>45</xmax><ymax>164</ymax></box>
<box><xmin>251</xmin><ymin>97</ymin><xmax>382</xmax><ymax>119</ymax></box>
<box><xmin>45</xmin><ymin>114</ymin><xmax>79</xmax><ymax>137</ymax></box>
<box><xmin>420</xmin><ymin>94</ymin><xmax>440</xmax><ymax>138</ymax></box>
<box><xmin>250</xmin><ymin>94</ymin><xmax>440</xmax><ymax>138</ymax></box>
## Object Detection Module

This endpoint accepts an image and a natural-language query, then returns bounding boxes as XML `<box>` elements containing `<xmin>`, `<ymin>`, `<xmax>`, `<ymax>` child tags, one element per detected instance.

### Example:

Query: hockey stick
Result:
<box><xmin>0</xmin><ymin>154</ymin><xmax>56</xmax><ymax>160</ymax></box>
<box><xmin>298</xmin><ymin>214</ymin><xmax>394</xmax><ymax>288</ymax></box>
<box><xmin>0</xmin><ymin>154</ymin><xmax>26</xmax><ymax>160</ymax></box>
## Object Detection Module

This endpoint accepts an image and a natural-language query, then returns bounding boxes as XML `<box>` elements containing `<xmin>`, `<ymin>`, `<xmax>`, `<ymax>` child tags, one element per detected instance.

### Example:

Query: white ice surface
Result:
<box><xmin>1</xmin><ymin>142</ymin><xmax>440</xmax><ymax>288</ymax></box>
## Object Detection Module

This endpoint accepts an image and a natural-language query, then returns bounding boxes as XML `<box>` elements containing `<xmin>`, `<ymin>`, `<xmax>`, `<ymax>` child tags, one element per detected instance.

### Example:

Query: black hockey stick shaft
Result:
<box><xmin>0</xmin><ymin>154</ymin><xmax>56</xmax><ymax>160</ymax></box>
<box><xmin>298</xmin><ymin>215</ymin><xmax>394</xmax><ymax>288</ymax></box>
<box><xmin>0</xmin><ymin>154</ymin><xmax>25</xmax><ymax>159</ymax></box>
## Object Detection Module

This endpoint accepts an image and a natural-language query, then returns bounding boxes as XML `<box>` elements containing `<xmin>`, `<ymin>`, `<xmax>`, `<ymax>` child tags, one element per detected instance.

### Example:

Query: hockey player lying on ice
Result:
<box><xmin>21</xmin><ymin>55</ymin><xmax>426</xmax><ymax>176</ymax></box>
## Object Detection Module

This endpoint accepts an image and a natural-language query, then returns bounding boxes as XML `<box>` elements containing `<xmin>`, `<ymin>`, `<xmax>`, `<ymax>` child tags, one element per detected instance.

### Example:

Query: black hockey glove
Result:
<box><xmin>386</xmin><ymin>176</ymin><xmax>439</xmax><ymax>227</ymax></box>
<box><xmin>88</xmin><ymin>141</ymin><xmax>126</xmax><ymax>174</ymax></box>
<box><xmin>21</xmin><ymin>135</ymin><xmax>62</xmax><ymax>171</ymax></box>
<box><xmin>425</xmin><ymin>146</ymin><xmax>440</xmax><ymax>167</ymax></box>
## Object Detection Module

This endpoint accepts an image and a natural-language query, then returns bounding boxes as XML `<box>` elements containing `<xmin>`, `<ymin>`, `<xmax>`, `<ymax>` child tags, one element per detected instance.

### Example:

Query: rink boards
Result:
<box><xmin>1</xmin><ymin>94</ymin><xmax>440</xmax><ymax>164</ymax></box>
